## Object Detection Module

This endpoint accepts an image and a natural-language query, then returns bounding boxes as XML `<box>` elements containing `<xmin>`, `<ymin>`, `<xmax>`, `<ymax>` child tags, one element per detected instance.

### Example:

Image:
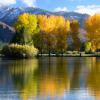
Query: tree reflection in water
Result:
<box><xmin>70</xmin><ymin>58</ymin><xmax>81</xmax><ymax>89</ymax></box>
<box><xmin>0</xmin><ymin>57</ymin><xmax>99</xmax><ymax>100</ymax></box>
<box><xmin>8</xmin><ymin>57</ymin><xmax>70</xmax><ymax>100</ymax></box>
<box><xmin>87</xmin><ymin>57</ymin><xmax>100</xmax><ymax>99</ymax></box>
<box><xmin>34</xmin><ymin>57</ymin><xmax>70</xmax><ymax>97</ymax></box>
<box><xmin>9</xmin><ymin>59</ymin><xmax>38</xmax><ymax>100</ymax></box>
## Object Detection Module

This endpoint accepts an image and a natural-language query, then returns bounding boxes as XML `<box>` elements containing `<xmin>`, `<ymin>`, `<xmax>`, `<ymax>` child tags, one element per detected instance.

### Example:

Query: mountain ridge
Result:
<box><xmin>0</xmin><ymin>7</ymin><xmax>89</xmax><ymax>26</ymax></box>
<box><xmin>0</xmin><ymin>7</ymin><xmax>89</xmax><ymax>42</ymax></box>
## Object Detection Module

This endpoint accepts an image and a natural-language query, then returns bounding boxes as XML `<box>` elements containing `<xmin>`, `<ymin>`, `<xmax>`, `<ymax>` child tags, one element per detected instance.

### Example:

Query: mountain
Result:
<box><xmin>0</xmin><ymin>21</ymin><xmax>15</xmax><ymax>42</ymax></box>
<box><xmin>0</xmin><ymin>7</ymin><xmax>89</xmax><ymax>27</ymax></box>
<box><xmin>0</xmin><ymin>7</ymin><xmax>53</xmax><ymax>26</ymax></box>
<box><xmin>55</xmin><ymin>11</ymin><xmax>89</xmax><ymax>28</ymax></box>
<box><xmin>0</xmin><ymin>7</ymin><xmax>89</xmax><ymax>42</ymax></box>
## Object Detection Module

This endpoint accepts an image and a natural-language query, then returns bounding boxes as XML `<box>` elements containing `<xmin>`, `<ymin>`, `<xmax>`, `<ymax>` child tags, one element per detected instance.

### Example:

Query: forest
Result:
<box><xmin>1</xmin><ymin>13</ymin><xmax>100</xmax><ymax>58</ymax></box>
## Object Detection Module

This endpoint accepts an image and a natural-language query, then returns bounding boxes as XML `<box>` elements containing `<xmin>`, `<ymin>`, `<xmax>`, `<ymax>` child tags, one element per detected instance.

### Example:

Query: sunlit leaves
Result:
<box><xmin>85</xmin><ymin>14</ymin><xmax>100</xmax><ymax>51</ymax></box>
<box><xmin>38</xmin><ymin>15</ymin><xmax>70</xmax><ymax>52</ymax></box>
<box><xmin>13</xmin><ymin>13</ymin><xmax>39</xmax><ymax>45</ymax></box>
<box><xmin>15</xmin><ymin>13</ymin><xmax>38</xmax><ymax>35</ymax></box>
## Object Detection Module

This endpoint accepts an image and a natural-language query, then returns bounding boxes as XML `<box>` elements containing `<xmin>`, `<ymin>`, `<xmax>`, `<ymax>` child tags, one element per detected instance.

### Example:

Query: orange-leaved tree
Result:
<box><xmin>85</xmin><ymin>14</ymin><xmax>100</xmax><ymax>51</ymax></box>
<box><xmin>38</xmin><ymin>15</ymin><xmax>70</xmax><ymax>53</ymax></box>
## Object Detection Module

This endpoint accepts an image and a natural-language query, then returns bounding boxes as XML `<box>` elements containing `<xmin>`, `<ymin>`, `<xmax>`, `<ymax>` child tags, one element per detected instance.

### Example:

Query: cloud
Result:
<box><xmin>54</xmin><ymin>7</ymin><xmax>68</xmax><ymax>12</ymax></box>
<box><xmin>20</xmin><ymin>0</ymin><xmax>36</xmax><ymax>7</ymax></box>
<box><xmin>0</xmin><ymin>0</ymin><xmax>37</xmax><ymax>7</ymax></box>
<box><xmin>0</xmin><ymin>0</ymin><xmax>16</xmax><ymax>6</ymax></box>
<box><xmin>75</xmin><ymin>5</ymin><xmax>100</xmax><ymax>15</ymax></box>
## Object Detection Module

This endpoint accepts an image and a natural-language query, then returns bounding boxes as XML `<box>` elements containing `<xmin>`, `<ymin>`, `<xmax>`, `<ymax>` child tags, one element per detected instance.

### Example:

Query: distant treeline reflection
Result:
<box><xmin>0</xmin><ymin>57</ymin><xmax>99</xmax><ymax>99</ymax></box>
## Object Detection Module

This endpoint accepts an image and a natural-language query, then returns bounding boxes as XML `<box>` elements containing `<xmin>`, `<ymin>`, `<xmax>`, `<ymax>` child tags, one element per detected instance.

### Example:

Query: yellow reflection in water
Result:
<box><xmin>8</xmin><ymin>57</ymin><xmax>70</xmax><ymax>99</ymax></box>
<box><xmin>36</xmin><ymin>57</ymin><xmax>70</xmax><ymax>97</ymax></box>
<box><xmin>87</xmin><ymin>57</ymin><xmax>100</xmax><ymax>99</ymax></box>
<box><xmin>9</xmin><ymin>59</ymin><xmax>38</xmax><ymax>100</ymax></box>
<box><xmin>10</xmin><ymin>59</ymin><xmax>38</xmax><ymax>74</ymax></box>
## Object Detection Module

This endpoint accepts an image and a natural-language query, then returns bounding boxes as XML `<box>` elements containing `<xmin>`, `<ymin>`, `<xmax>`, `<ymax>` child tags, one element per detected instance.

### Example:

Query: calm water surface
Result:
<box><xmin>0</xmin><ymin>57</ymin><xmax>100</xmax><ymax>100</ymax></box>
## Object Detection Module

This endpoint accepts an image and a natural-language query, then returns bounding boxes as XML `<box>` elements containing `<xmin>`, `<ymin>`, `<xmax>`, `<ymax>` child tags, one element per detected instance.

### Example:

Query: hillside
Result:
<box><xmin>0</xmin><ymin>21</ymin><xmax>15</xmax><ymax>42</ymax></box>
<box><xmin>0</xmin><ymin>7</ymin><xmax>89</xmax><ymax>27</ymax></box>
<box><xmin>0</xmin><ymin>7</ymin><xmax>89</xmax><ymax>42</ymax></box>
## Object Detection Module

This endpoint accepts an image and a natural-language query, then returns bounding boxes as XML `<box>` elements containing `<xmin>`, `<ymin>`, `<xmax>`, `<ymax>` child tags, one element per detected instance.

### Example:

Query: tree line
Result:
<box><xmin>9</xmin><ymin>13</ymin><xmax>100</xmax><ymax>54</ymax></box>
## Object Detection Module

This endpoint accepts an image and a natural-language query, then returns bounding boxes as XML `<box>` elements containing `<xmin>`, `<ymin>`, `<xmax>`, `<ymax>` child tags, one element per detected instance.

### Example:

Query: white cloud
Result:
<box><xmin>21</xmin><ymin>0</ymin><xmax>36</xmax><ymax>7</ymax></box>
<box><xmin>75</xmin><ymin>5</ymin><xmax>100</xmax><ymax>15</ymax></box>
<box><xmin>0</xmin><ymin>0</ymin><xmax>37</xmax><ymax>7</ymax></box>
<box><xmin>54</xmin><ymin>7</ymin><xmax>68</xmax><ymax>12</ymax></box>
<box><xmin>0</xmin><ymin>0</ymin><xmax>16</xmax><ymax>6</ymax></box>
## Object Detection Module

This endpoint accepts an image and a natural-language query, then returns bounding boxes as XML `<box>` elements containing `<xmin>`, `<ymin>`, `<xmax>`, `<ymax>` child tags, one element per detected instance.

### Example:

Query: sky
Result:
<box><xmin>0</xmin><ymin>0</ymin><xmax>100</xmax><ymax>15</ymax></box>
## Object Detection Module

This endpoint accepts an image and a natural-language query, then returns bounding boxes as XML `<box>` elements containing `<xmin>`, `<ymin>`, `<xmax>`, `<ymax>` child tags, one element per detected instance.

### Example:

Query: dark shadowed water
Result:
<box><xmin>0</xmin><ymin>57</ymin><xmax>100</xmax><ymax>100</ymax></box>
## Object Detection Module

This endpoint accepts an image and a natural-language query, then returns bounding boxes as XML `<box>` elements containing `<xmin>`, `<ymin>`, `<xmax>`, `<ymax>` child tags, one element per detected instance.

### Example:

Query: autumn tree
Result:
<box><xmin>38</xmin><ymin>15</ymin><xmax>70</xmax><ymax>53</ymax></box>
<box><xmin>54</xmin><ymin>16</ymin><xmax>70</xmax><ymax>53</ymax></box>
<box><xmin>11</xmin><ymin>13</ymin><xmax>39</xmax><ymax>45</ymax></box>
<box><xmin>37</xmin><ymin>15</ymin><xmax>57</xmax><ymax>53</ymax></box>
<box><xmin>32</xmin><ymin>31</ymin><xmax>46</xmax><ymax>53</ymax></box>
<box><xmin>70</xmin><ymin>19</ymin><xmax>81</xmax><ymax>51</ymax></box>
<box><xmin>12</xmin><ymin>14</ymin><xmax>70</xmax><ymax>53</ymax></box>
<box><xmin>85</xmin><ymin>14</ymin><xmax>100</xmax><ymax>51</ymax></box>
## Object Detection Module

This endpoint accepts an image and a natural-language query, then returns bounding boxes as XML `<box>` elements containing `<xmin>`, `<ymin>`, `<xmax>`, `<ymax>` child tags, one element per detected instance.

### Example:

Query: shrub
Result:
<box><xmin>85</xmin><ymin>41</ymin><xmax>92</xmax><ymax>53</ymax></box>
<box><xmin>1</xmin><ymin>44</ymin><xmax>38</xmax><ymax>58</ymax></box>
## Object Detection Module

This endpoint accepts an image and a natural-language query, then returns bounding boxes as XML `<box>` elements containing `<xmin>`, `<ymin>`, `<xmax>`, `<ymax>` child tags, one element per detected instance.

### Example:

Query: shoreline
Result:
<box><xmin>37</xmin><ymin>53</ymin><xmax>100</xmax><ymax>57</ymax></box>
<box><xmin>0</xmin><ymin>53</ymin><xmax>100</xmax><ymax>58</ymax></box>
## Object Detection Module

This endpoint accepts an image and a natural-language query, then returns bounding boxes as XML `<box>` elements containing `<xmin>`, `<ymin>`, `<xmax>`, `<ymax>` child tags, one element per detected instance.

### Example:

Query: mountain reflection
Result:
<box><xmin>0</xmin><ymin>57</ymin><xmax>99</xmax><ymax>100</ymax></box>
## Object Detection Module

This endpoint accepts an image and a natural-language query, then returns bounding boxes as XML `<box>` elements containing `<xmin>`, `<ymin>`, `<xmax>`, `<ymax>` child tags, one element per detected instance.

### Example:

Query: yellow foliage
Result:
<box><xmin>37</xmin><ymin>15</ymin><xmax>70</xmax><ymax>52</ymax></box>
<box><xmin>9</xmin><ymin>44</ymin><xmax>38</xmax><ymax>55</ymax></box>
<box><xmin>85</xmin><ymin>14</ymin><xmax>100</xmax><ymax>51</ymax></box>
<box><xmin>38</xmin><ymin>15</ymin><xmax>70</xmax><ymax>34</ymax></box>
<box><xmin>2</xmin><ymin>44</ymin><xmax>39</xmax><ymax>58</ymax></box>
<box><xmin>18</xmin><ymin>13</ymin><xmax>29</xmax><ymax>25</ymax></box>
<box><xmin>15</xmin><ymin>13</ymin><xmax>38</xmax><ymax>35</ymax></box>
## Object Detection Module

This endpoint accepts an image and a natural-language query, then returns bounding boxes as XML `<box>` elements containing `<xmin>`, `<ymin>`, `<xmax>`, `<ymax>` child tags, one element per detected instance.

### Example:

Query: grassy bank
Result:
<box><xmin>0</xmin><ymin>48</ymin><xmax>100</xmax><ymax>58</ymax></box>
<box><xmin>37</xmin><ymin>52</ymin><xmax>100</xmax><ymax>57</ymax></box>
<box><xmin>0</xmin><ymin>53</ymin><xmax>99</xmax><ymax>58</ymax></box>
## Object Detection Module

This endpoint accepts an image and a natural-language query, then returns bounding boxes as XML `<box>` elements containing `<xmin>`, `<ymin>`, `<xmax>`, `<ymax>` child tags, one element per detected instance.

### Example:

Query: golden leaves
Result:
<box><xmin>85</xmin><ymin>14</ymin><xmax>100</xmax><ymax>50</ymax></box>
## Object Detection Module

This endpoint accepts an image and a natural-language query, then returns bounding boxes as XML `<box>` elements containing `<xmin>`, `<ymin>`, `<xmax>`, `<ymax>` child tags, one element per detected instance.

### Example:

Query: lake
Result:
<box><xmin>0</xmin><ymin>57</ymin><xmax>100</xmax><ymax>100</ymax></box>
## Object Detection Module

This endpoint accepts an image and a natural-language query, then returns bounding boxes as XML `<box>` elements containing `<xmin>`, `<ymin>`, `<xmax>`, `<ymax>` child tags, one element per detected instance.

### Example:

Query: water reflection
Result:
<box><xmin>34</xmin><ymin>57</ymin><xmax>70</xmax><ymax>97</ymax></box>
<box><xmin>87</xmin><ymin>57</ymin><xmax>100</xmax><ymax>99</ymax></box>
<box><xmin>0</xmin><ymin>57</ymin><xmax>99</xmax><ymax>100</ymax></box>
<box><xmin>9</xmin><ymin>59</ymin><xmax>38</xmax><ymax>100</ymax></box>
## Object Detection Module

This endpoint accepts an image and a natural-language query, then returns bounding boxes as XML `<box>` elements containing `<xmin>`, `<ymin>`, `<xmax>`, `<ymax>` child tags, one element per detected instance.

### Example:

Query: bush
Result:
<box><xmin>1</xmin><ymin>44</ymin><xmax>38</xmax><ymax>58</ymax></box>
<box><xmin>85</xmin><ymin>41</ymin><xmax>92</xmax><ymax>53</ymax></box>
